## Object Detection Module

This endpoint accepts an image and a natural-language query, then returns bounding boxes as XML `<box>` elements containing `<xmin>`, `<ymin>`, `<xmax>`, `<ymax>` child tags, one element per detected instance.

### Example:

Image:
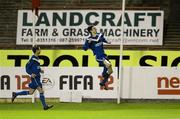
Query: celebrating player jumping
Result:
<box><xmin>83</xmin><ymin>25</ymin><xmax>113</xmax><ymax>90</ymax></box>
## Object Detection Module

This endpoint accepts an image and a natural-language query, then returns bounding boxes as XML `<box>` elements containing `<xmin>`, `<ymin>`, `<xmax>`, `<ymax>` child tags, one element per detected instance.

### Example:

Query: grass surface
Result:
<box><xmin>0</xmin><ymin>102</ymin><xmax>180</xmax><ymax>119</ymax></box>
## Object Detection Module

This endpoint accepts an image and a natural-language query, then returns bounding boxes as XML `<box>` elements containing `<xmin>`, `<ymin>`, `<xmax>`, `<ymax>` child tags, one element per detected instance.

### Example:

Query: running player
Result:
<box><xmin>12</xmin><ymin>45</ymin><xmax>53</xmax><ymax>110</ymax></box>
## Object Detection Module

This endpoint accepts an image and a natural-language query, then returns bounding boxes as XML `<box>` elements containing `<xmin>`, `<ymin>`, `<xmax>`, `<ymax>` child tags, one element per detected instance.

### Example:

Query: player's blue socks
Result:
<box><xmin>101</xmin><ymin>73</ymin><xmax>110</xmax><ymax>84</ymax></box>
<box><xmin>16</xmin><ymin>91</ymin><xmax>29</xmax><ymax>96</ymax></box>
<box><xmin>40</xmin><ymin>93</ymin><xmax>47</xmax><ymax>108</ymax></box>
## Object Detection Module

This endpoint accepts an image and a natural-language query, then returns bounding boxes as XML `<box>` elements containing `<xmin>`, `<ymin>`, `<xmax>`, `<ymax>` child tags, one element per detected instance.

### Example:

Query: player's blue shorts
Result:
<box><xmin>96</xmin><ymin>54</ymin><xmax>108</xmax><ymax>66</ymax></box>
<box><xmin>29</xmin><ymin>77</ymin><xmax>42</xmax><ymax>89</ymax></box>
<box><xmin>96</xmin><ymin>54</ymin><xmax>111</xmax><ymax>76</ymax></box>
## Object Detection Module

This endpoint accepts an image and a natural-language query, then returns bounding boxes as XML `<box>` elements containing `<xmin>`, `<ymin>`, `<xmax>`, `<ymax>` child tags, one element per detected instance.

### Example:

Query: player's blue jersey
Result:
<box><xmin>26</xmin><ymin>55</ymin><xmax>41</xmax><ymax>78</ymax></box>
<box><xmin>83</xmin><ymin>33</ymin><xmax>108</xmax><ymax>60</ymax></box>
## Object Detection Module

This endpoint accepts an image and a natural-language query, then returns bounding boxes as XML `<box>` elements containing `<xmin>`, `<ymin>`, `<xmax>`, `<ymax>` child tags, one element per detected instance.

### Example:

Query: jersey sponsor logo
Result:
<box><xmin>95</xmin><ymin>42</ymin><xmax>103</xmax><ymax>47</ymax></box>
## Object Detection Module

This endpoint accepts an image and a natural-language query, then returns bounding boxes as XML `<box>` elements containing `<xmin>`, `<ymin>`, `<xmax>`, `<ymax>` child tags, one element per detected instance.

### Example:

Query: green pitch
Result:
<box><xmin>0</xmin><ymin>102</ymin><xmax>180</xmax><ymax>119</ymax></box>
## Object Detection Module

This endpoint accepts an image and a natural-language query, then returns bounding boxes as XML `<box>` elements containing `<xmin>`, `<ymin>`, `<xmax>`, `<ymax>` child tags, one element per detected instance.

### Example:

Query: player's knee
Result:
<box><xmin>108</xmin><ymin>68</ymin><xmax>113</xmax><ymax>74</ymax></box>
<box><xmin>110</xmin><ymin>69</ymin><xmax>113</xmax><ymax>74</ymax></box>
<box><xmin>109</xmin><ymin>64</ymin><xmax>112</xmax><ymax>68</ymax></box>
<box><xmin>106</xmin><ymin>63</ymin><xmax>111</xmax><ymax>68</ymax></box>
<box><xmin>37</xmin><ymin>86</ymin><xmax>44</xmax><ymax>93</ymax></box>
<box><xmin>104</xmin><ymin>60</ymin><xmax>111</xmax><ymax>67</ymax></box>
<box><xmin>110</xmin><ymin>70</ymin><xmax>113</xmax><ymax>74</ymax></box>
<box><xmin>29</xmin><ymin>91</ymin><xmax>34</xmax><ymax>95</ymax></box>
<box><xmin>38</xmin><ymin>90</ymin><xmax>44</xmax><ymax>94</ymax></box>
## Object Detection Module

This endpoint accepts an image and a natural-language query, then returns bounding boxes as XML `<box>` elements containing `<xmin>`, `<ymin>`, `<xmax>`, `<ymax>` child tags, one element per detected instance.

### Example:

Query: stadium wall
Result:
<box><xmin>0</xmin><ymin>50</ymin><xmax>180</xmax><ymax>101</ymax></box>
<box><xmin>1</xmin><ymin>67</ymin><xmax>180</xmax><ymax>100</ymax></box>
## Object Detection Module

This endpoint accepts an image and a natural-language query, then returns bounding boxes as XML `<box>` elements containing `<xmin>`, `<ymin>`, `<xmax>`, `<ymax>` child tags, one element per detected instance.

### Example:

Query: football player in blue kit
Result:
<box><xmin>12</xmin><ymin>45</ymin><xmax>53</xmax><ymax>110</ymax></box>
<box><xmin>83</xmin><ymin>25</ymin><xmax>113</xmax><ymax>90</ymax></box>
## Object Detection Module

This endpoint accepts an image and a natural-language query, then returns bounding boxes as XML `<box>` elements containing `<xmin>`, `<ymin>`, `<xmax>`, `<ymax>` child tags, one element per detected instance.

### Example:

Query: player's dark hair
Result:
<box><xmin>87</xmin><ymin>25</ymin><xmax>94</xmax><ymax>33</ymax></box>
<box><xmin>32</xmin><ymin>45</ymin><xmax>40</xmax><ymax>53</ymax></box>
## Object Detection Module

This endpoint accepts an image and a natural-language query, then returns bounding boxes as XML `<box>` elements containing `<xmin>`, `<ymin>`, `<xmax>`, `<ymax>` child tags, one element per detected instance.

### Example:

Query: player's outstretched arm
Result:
<box><xmin>83</xmin><ymin>39</ymin><xmax>90</xmax><ymax>51</ymax></box>
<box><xmin>101</xmin><ymin>34</ymin><xmax>110</xmax><ymax>44</ymax></box>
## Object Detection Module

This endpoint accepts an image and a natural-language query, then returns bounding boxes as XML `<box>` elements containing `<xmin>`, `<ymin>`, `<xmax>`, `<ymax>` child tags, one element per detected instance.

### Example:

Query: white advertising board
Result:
<box><xmin>16</xmin><ymin>10</ymin><xmax>164</xmax><ymax>45</ymax></box>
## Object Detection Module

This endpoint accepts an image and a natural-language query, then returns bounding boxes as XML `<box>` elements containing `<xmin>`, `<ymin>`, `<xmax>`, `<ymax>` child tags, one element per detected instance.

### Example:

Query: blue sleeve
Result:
<box><xmin>101</xmin><ymin>34</ymin><xmax>108</xmax><ymax>43</ymax></box>
<box><xmin>25</xmin><ymin>60</ymin><xmax>33</xmax><ymax>75</ymax></box>
<box><xmin>83</xmin><ymin>40</ymin><xmax>90</xmax><ymax>51</ymax></box>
